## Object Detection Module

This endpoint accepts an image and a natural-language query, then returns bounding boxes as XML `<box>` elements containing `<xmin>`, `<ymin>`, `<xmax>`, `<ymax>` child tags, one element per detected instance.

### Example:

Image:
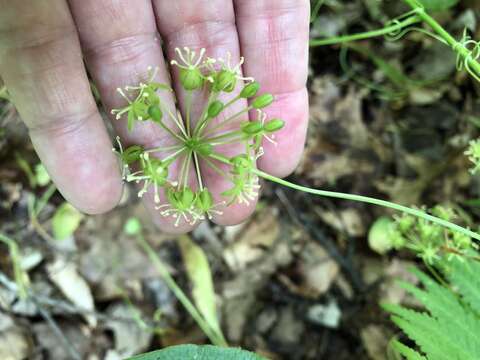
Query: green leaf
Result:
<box><xmin>391</xmin><ymin>340</ymin><xmax>427</xmax><ymax>360</ymax></box>
<box><xmin>178</xmin><ymin>236</ymin><xmax>223</xmax><ymax>338</ymax></box>
<box><xmin>448</xmin><ymin>257</ymin><xmax>480</xmax><ymax>314</ymax></box>
<box><xmin>127</xmin><ymin>344</ymin><xmax>266</xmax><ymax>360</ymax></box>
<box><xmin>418</xmin><ymin>0</ymin><xmax>459</xmax><ymax>11</ymax></box>
<box><xmin>51</xmin><ymin>203</ymin><xmax>84</xmax><ymax>241</ymax></box>
<box><xmin>383</xmin><ymin>267</ymin><xmax>480</xmax><ymax>360</ymax></box>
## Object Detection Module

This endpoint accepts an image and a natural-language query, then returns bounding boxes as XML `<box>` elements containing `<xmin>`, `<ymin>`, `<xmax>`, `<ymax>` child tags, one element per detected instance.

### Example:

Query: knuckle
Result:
<box><xmin>27</xmin><ymin>107</ymin><xmax>97</xmax><ymax>138</ymax></box>
<box><xmin>165</xmin><ymin>20</ymin><xmax>237</xmax><ymax>50</ymax></box>
<box><xmin>83</xmin><ymin>32</ymin><xmax>158</xmax><ymax>66</ymax></box>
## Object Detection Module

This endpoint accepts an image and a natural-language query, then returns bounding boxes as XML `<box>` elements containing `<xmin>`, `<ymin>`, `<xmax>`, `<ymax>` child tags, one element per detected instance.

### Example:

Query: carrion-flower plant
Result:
<box><xmin>110</xmin><ymin>47</ymin><xmax>480</xmax><ymax>244</ymax></box>
<box><xmin>112</xmin><ymin>47</ymin><xmax>283</xmax><ymax>227</ymax></box>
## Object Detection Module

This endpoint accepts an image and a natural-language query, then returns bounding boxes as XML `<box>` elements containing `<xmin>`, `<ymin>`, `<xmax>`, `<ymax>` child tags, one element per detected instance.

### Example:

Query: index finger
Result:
<box><xmin>0</xmin><ymin>0</ymin><xmax>122</xmax><ymax>213</ymax></box>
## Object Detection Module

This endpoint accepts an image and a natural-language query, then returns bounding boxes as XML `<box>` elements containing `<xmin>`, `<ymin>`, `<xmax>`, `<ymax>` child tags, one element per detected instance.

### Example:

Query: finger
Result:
<box><xmin>0</xmin><ymin>0</ymin><xmax>122</xmax><ymax>214</ymax></box>
<box><xmin>154</xmin><ymin>0</ymin><xmax>257</xmax><ymax>226</ymax></box>
<box><xmin>68</xmin><ymin>0</ymin><xmax>196</xmax><ymax>233</ymax></box>
<box><xmin>234</xmin><ymin>0</ymin><xmax>310</xmax><ymax>177</ymax></box>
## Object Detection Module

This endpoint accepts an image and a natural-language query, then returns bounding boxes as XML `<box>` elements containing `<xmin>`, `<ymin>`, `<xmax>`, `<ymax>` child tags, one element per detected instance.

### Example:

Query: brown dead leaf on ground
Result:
<box><xmin>223</xmin><ymin>209</ymin><xmax>280</xmax><ymax>272</ymax></box>
<box><xmin>360</xmin><ymin>324</ymin><xmax>391</xmax><ymax>360</ymax></box>
<box><xmin>78</xmin><ymin>205</ymin><xmax>174</xmax><ymax>301</ymax></box>
<box><xmin>279</xmin><ymin>241</ymin><xmax>339</xmax><ymax>298</ymax></box>
<box><xmin>0</xmin><ymin>313</ymin><xmax>31</xmax><ymax>360</ymax></box>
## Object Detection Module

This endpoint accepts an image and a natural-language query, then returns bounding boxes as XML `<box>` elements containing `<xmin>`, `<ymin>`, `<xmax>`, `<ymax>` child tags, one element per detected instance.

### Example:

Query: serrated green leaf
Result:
<box><xmin>51</xmin><ymin>203</ymin><xmax>83</xmax><ymax>241</ymax></box>
<box><xmin>391</xmin><ymin>340</ymin><xmax>427</xmax><ymax>360</ymax></box>
<box><xmin>383</xmin><ymin>267</ymin><xmax>480</xmax><ymax>360</ymax></box>
<box><xmin>178</xmin><ymin>236</ymin><xmax>223</xmax><ymax>337</ymax></box>
<box><xmin>448</xmin><ymin>257</ymin><xmax>480</xmax><ymax>314</ymax></box>
<box><xmin>418</xmin><ymin>0</ymin><xmax>459</xmax><ymax>11</ymax></box>
<box><xmin>127</xmin><ymin>344</ymin><xmax>266</xmax><ymax>360</ymax></box>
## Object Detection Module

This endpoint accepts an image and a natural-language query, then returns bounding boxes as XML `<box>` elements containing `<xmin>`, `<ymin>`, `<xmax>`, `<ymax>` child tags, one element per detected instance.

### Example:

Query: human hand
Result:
<box><xmin>0</xmin><ymin>0</ymin><xmax>310</xmax><ymax>233</ymax></box>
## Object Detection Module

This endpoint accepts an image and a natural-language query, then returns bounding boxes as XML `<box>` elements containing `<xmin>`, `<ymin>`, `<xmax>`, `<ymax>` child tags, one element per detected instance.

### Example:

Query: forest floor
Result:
<box><xmin>1</xmin><ymin>1</ymin><xmax>480</xmax><ymax>359</ymax></box>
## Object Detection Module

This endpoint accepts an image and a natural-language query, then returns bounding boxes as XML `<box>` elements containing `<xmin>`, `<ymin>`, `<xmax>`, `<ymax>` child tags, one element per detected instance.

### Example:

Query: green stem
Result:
<box><xmin>156</xmin><ymin>118</ymin><xmax>186</xmax><ymax>144</ymax></box>
<box><xmin>201</xmin><ymin>155</ymin><xmax>232</xmax><ymax>181</ymax></box>
<box><xmin>183</xmin><ymin>151</ymin><xmax>193</xmax><ymax>189</ymax></box>
<box><xmin>197</xmin><ymin>96</ymin><xmax>242</xmax><ymax>137</ymax></box>
<box><xmin>253</xmin><ymin>168</ymin><xmax>480</xmax><ymax>241</ymax></box>
<box><xmin>203</xmin><ymin>130</ymin><xmax>244</xmax><ymax>143</ymax></box>
<box><xmin>193</xmin><ymin>152</ymin><xmax>204</xmax><ymax>190</ymax></box>
<box><xmin>0</xmin><ymin>233</ymin><xmax>29</xmax><ymax>299</ymax></box>
<box><xmin>35</xmin><ymin>183</ymin><xmax>57</xmax><ymax>216</ymax></box>
<box><xmin>402</xmin><ymin>0</ymin><xmax>480</xmax><ymax>79</ymax></box>
<box><xmin>135</xmin><ymin>233</ymin><xmax>227</xmax><ymax>346</ymax></box>
<box><xmin>161</xmin><ymin>103</ymin><xmax>188</xmax><ymax>139</ymax></box>
<box><xmin>193</xmin><ymin>92</ymin><xmax>218</xmax><ymax>137</ymax></box>
<box><xmin>201</xmin><ymin>107</ymin><xmax>251</xmax><ymax>138</ymax></box>
<box><xmin>310</xmin><ymin>15</ymin><xmax>420</xmax><ymax>47</ymax></box>
<box><xmin>185</xmin><ymin>90</ymin><xmax>193</xmax><ymax>136</ymax></box>
<box><xmin>145</xmin><ymin>144</ymin><xmax>184</xmax><ymax>154</ymax></box>
<box><xmin>161</xmin><ymin>147</ymin><xmax>187</xmax><ymax>165</ymax></box>
<box><xmin>310</xmin><ymin>0</ymin><xmax>325</xmax><ymax>23</ymax></box>
<box><xmin>177</xmin><ymin>153</ymin><xmax>189</xmax><ymax>191</ymax></box>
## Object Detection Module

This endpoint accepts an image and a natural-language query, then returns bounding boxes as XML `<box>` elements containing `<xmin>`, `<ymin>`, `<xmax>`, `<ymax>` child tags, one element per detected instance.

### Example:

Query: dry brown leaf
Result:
<box><xmin>223</xmin><ymin>210</ymin><xmax>279</xmax><ymax>271</ymax></box>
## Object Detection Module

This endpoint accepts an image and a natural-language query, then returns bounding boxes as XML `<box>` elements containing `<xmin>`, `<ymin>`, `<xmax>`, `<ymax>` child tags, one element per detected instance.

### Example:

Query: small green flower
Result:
<box><xmin>419</xmin><ymin>244</ymin><xmax>440</xmax><ymax>265</ymax></box>
<box><xmin>111</xmin><ymin>67</ymin><xmax>170</xmax><ymax>131</ymax></box>
<box><xmin>171</xmin><ymin>47</ymin><xmax>207</xmax><ymax>90</ymax></box>
<box><xmin>465</xmin><ymin>138</ymin><xmax>480</xmax><ymax>174</ymax></box>
<box><xmin>156</xmin><ymin>187</ymin><xmax>200</xmax><ymax>227</ymax></box>
<box><xmin>195</xmin><ymin>188</ymin><xmax>224</xmax><ymax>220</ymax></box>
<box><xmin>207</xmin><ymin>52</ymin><xmax>254</xmax><ymax>92</ymax></box>
<box><xmin>126</xmin><ymin>153</ymin><xmax>169</xmax><ymax>203</ymax></box>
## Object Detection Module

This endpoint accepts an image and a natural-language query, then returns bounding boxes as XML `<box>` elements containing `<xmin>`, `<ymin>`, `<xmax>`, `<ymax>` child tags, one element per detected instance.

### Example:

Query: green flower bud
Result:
<box><xmin>431</xmin><ymin>206</ymin><xmax>455</xmax><ymax>221</ymax></box>
<box><xmin>252</xmin><ymin>93</ymin><xmax>274</xmax><ymax>109</ymax></box>
<box><xmin>179</xmin><ymin>188</ymin><xmax>195</xmax><ymax>208</ymax></box>
<box><xmin>132</xmin><ymin>102</ymin><xmax>149</xmax><ymax>120</ymax></box>
<box><xmin>264</xmin><ymin>119</ymin><xmax>285</xmax><ymax>133</ymax></box>
<box><xmin>397</xmin><ymin>215</ymin><xmax>415</xmax><ymax>233</ymax></box>
<box><xmin>124</xmin><ymin>217</ymin><xmax>142</xmax><ymax>236</ymax></box>
<box><xmin>145</xmin><ymin>159</ymin><xmax>168</xmax><ymax>186</ymax></box>
<box><xmin>207</xmin><ymin>100</ymin><xmax>224</xmax><ymax>118</ymax></box>
<box><xmin>168</xmin><ymin>188</ymin><xmax>195</xmax><ymax>210</ymax></box>
<box><xmin>122</xmin><ymin>145</ymin><xmax>144</xmax><ymax>165</ymax></box>
<box><xmin>453</xmin><ymin>232</ymin><xmax>471</xmax><ymax>249</ymax></box>
<box><xmin>240</xmin><ymin>82</ymin><xmax>260</xmax><ymax>98</ymax></box>
<box><xmin>196</xmin><ymin>188</ymin><xmax>214</xmax><ymax>212</ymax></box>
<box><xmin>213</xmin><ymin>70</ymin><xmax>236</xmax><ymax>92</ymax></box>
<box><xmin>231</xmin><ymin>155</ymin><xmax>252</xmax><ymax>175</ymax></box>
<box><xmin>148</xmin><ymin>105</ymin><xmax>163</xmax><ymax>123</ymax></box>
<box><xmin>390</xmin><ymin>231</ymin><xmax>406</xmax><ymax>250</ymax></box>
<box><xmin>143</xmin><ymin>86</ymin><xmax>160</xmax><ymax>106</ymax></box>
<box><xmin>241</xmin><ymin>121</ymin><xmax>263</xmax><ymax>135</ymax></box>
<box><xmin>179</xmin><ymin>68</ymin><xmax>204</xmax><ymax>90</ymax></box>
<box><xmin>368</xmin><ymin>217</ymin><xmax>396</xmax><ymax>255</ymax></box>
<box><xmin>196</xmin><ymin>143</ymin><xmax>213</xmax><ymax>157</ymax></box>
